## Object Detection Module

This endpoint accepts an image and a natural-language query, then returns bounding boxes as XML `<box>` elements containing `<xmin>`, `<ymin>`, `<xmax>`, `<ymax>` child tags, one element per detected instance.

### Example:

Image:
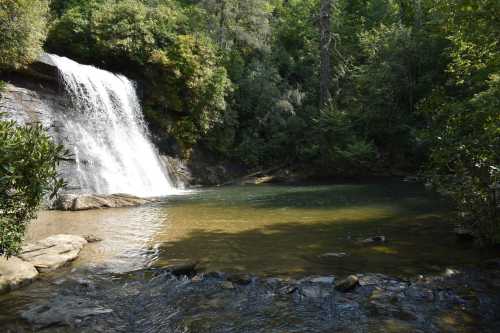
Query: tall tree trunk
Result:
<box><xmin>217</xmin><ymin>0</ymin><xmax>226</xmax><ymax>48</ymax></box>
<box><xmin>319</xmin><ymin>0</ymin><xmax>332</xmax><ymax>108</ymax></box>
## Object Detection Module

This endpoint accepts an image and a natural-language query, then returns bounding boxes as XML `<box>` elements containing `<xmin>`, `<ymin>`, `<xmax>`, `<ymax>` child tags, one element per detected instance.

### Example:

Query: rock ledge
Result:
<box><xmin>52</xmin><ymin>193</ymin><xmax>156</xmax><ymax>211</ymax></box>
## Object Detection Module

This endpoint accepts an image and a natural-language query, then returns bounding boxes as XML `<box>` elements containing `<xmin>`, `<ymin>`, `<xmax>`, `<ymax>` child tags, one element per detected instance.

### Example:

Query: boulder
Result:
<box><xmin>52</xmin><ymin>193</ymin><xmax>154</xmax><ymax>211</ymax></box>
<box><xmin>221</xmin><ymin>281</ymin><xmax>235</xmax><ymax>289</ymax></box>
<box><xmin>0</xmin><ymin>256</ymin><xmax>39</xmax><ymax>294</ymax></box>
<box><xmin>21</xmin><ymin>295</ymin><xmax>113</xmax><ymax>328</ymax></box>
<box><xmin>161</xmin><ymin>260</ymin><xmax>198</xmax><ymax>277</ymax></box>
<box><xmin>335</xmin><ymin>275</ymin><xmax>359</xmax><ymax>292</ymax></box>
<box><xmin>226</xmin><ymin>273</ymin><xmax>252</xmax><ymax>285</ymax></box>
<box><xmin>83</xmin><ymin>234</ymin><xmax>103</xmax><ymax>243</ymax></box>
<box><xmin>52</xmin><ymin>194</ymin><xmax>78</xmax><ymax>210</ymax></box>
<box><xmin>300</xmin><ymin>285</ymin><xmax>326</xmax><ymax>298</ymax></box>
<box><xmin>19</xmin><ymin>234</ymin><xmax>87</xmax><ymax>272</ymax></box>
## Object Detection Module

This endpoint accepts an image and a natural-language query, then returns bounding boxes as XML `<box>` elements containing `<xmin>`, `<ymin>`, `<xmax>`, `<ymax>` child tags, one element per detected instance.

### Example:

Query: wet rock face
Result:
<box><xmin>0</xmin><ymin>83</ymin><xmax>81</xmax><ymax>193</ymax></box>
<box><xmin>52</xmin><ymin>193</ymin><xmax>155</xmax><ymax>211</ymax></box>
<box><xmin>159</xmin><ymin>155</ymin><xmax>192</xmax><ymax>188</ymax></box>
<box><xmin>2</xmin><ymin>269</ymin><xmax>499</xmax><ymax>332</ymax></box>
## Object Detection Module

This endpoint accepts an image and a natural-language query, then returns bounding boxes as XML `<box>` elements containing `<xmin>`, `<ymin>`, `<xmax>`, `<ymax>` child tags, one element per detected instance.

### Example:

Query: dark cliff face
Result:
<box><xmin>0</xmin><ymin>66</ymin><xmax>81</xmax><ymax>192</ymax></box>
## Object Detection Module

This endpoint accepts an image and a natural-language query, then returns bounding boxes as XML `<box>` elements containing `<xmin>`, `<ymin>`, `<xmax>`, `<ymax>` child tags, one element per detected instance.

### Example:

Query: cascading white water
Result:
<box><xmin>45</xmin><ymin>54</ymin><xmax>177</xmax><ymax>197</ymax></box>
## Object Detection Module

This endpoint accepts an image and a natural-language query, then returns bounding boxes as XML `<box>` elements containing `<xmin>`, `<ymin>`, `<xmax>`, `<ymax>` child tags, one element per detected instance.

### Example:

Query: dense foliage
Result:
<box><xmin>422</xmin><ymin>0</ymin><xmax>500</xmax><ymax>244</ymax></box>
<box><xmin>0</xmin><ymin>0</ymin><xmax>49</xmax><ymax>70</ymax></box>
<box><xmin>0</xmin><ymin>120</ymin><xmax>66</xmax><ymax>256</ymax></box>
<box><xmin>0</xmin><ymin>0</ymin><xmax>498</xmax><ymax>243</ymax></box>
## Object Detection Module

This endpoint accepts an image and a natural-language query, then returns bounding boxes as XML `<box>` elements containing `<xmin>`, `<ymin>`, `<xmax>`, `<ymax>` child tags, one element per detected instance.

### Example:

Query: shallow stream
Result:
<box><xmin>2</xmin><ymin>181</ymin><xmax>499</xmax><ymax>332</ymax></box>
<box><xmin>26</xmin><ymin>181</ymin><xmax>494</xmax><ymax>277</ymax></box>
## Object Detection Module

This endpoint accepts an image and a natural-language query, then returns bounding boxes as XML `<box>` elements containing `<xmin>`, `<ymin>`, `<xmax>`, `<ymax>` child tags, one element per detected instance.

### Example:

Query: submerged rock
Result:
<box><xmin>358</xmin><ymin>235</ymin><xmax>387</xmax><ymax>244</ymax></box>
<box><xmin>300</xmin><ymin>285</ymin><xmax>329</xmax><ymax>298</ymax></box>
<box><xmin>226</xmin><ymin>273</ymin><xmax>253</xmax><ymax>285</ymax></box>
<box><xmin>52</xmin><ymin>193</ymin><xmax>154</xmax><ymax>211</ymax></box>
<box><xmin>319</xmin><ymin>252</ymin><xmax>348</xmax><ymax>258</ymax></box>
<box><xmin>309</xmin><ymin>276</ymin><xmax>336</xmax><ymax>284</ymax></box>
<box><xmin>21</xmin><ymin>296</ymin><xmax>113</xmax><ymax>328</ymax></box>
<box><xmin>221</xmin><ymin>281</ymin><xmax>235</xmax><ymax>289</ymax></box>
<box><xmin>335</xmin><ymin>275</ymin><xmax>359</xmax><ymax>292</ymax></box>
<box><xmin>161</xmin><ymin>261</ymin><xmax>198</xmax><ymax>277</ymax></box>
<box><xmin>19</xmin><ymin>234</ymin><xmax>87</xmax><ymax>272</ymax></box>
<box><xmin>83</xmin><ymin>234</ymin><xmax>103</xmax><ymax>243</ymax></box>
<box><xmin>0</xmin><ymin>256</ymin><xmax>39</xmax><ymax>294</ymax></box>
<box><xmin>454</xmin><ymin>226</ymin><xmax>475</xmax><ymax>241</ymax></box>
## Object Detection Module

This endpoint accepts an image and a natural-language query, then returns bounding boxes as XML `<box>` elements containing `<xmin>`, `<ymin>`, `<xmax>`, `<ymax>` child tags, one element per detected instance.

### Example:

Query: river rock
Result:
<box><xmin>53</xmin><ymin>193</ymin><xmax>154</xmax><ymax>211</ymax></box>
<box><xmin>161</xmin><ymin>260</ymin><xmax>198</xmax><ymax>277</ymax></box>
<box><xmin>335</xmin><ymin>275</ymin><xmax>359</xmax><ymax>292</ymax></box>
<box><xmin>319</xmin><ymin>252</ymin><xmax>347</xmax><ymax>258</ymax></box>
<box><xmin>226</xmin><ymin>273</ymin><xmax>252</xmax><ymax>285</ymax></box>
<box><xmin>0</xmin><ymin>256</ymin><xmax>39</xmax><ymax>294</ymax></box>
<box><xmin>300</xmin><ymin>285</ymin><xmax>327</xmax><ymax>298</ymax></box>
<box><xmin>19</xmin><ymin>234</ymin><xmax>88</xmax><ymax>272</ymax></box>
<box><xmin>309</xmin><ymin>276</ymin><xmax>336</xmax><ymax>284</ymax></box>
<box><xmin>454</xmin><ymin>226</ymin><xmax>475</xmax><ymax>241</ymax></box>
<box><xmin>358</xmin><ymin>235</ymin><xmax>387</xmax><ymax>244</ymax></box>
<box><xmin>83</xmin><ymin>234</ymin><xmax>103</xmax><ymax>243</ymax></box>
<box><xmin>221</xmin><ymin>281</ymin><xmax>235</xmax><ymax>289</ymax></box>
<box><xmin>21</xmin><ymin>295</ymin><xmax>113</xmax><ymax>328</ymax></box>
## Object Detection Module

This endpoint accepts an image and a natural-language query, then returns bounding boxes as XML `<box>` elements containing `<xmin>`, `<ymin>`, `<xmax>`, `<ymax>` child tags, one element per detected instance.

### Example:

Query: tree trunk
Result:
<box><xmin>217</xmin><ymin>0</ymin><xmax>226</xmax><ymax>48</ymax></box>
<box><xmin>319</xmin><ymin>0</ymin><xmax>332</xmax><ymax>108</ymax></box>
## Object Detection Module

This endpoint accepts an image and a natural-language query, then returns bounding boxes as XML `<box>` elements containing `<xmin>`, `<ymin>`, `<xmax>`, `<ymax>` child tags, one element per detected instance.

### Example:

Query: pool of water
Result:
<box><xmin>25</xmin><ymin>181</ymin><xmax>494</xmax><ymax>277</ymax></box>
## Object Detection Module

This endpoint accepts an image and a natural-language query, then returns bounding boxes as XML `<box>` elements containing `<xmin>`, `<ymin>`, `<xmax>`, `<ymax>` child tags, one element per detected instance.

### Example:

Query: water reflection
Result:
<box><xmin>25</xmin><ymin>182</ymin><xmax>494</xmax><ymax>277</ymax></box>
<box><xmin>27</xmin><ymin>204</ymin><xmax>169</xmax><ymax>273</ymax></box>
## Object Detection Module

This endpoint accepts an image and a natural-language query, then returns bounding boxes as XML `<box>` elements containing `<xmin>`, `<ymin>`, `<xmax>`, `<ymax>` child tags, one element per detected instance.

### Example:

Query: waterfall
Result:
<box><xmin>43</xmin><ymin>54</ymin><xmax>177</xmax><ymax>197</ymax></box>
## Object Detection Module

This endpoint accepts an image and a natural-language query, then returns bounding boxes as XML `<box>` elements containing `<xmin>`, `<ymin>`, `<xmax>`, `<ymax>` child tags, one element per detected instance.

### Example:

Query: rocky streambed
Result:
<box><xmin>1</xmin><ymin>264</ymin><xmax>500</xmax><ymax>332</ymax></box>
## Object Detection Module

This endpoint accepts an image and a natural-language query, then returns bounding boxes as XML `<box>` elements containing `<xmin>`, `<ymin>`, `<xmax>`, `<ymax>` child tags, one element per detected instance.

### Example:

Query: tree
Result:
<box><xmin>319</xmin><ymin>0</ymin><xmax>332</xmax><ymax>107</ymax></box>
<box><xmin>0</xmin><ymin>120</ymin><xmax>66</xmax><ymax>256</ymax></box>
<box><xmin>196</xmin><ymin>0</ymin><xmax>272</xmax><ymax>51</ymax></box>
<box><xmin>423</xmin><ymin>0</ymin><xmax>500</xmax><ymax>244</ymax></box>
<box><xmin>0</xmin><ymin>0</ymin><xmax>49</xmax><ymax>70</ymax></box>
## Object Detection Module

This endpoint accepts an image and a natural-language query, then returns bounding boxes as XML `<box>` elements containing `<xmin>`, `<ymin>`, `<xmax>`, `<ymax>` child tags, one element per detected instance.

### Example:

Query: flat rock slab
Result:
<box><xmin>19</xmin><ymin>234</ymin><xmax>88</xmax><ymax>272</ymax></box>
<box><xmin>0</xmin><ymin>256</ymin><xmax>39</xmax><ymax>294</ymax></box>
<box><xmin>53</xmin><ymin>193</ymin><xmax>155</xmax><ymax>211</ymax></box>
<box><xmin>21</xmin><ymin>295</ymin><xmax>113</xmax><ymax>328</ymax></box>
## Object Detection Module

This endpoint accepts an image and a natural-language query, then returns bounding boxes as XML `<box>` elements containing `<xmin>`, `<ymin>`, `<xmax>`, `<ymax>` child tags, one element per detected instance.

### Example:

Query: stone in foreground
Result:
<box><xmin>335</xmin><ymin>275</ymin><xmax>359</xmax><ymax>292</ymax></box>
<box><xmin>0</xmin><ymin>256</ymin><xmax>39</xmax><ymax>294</ymax></box>
<box><xmin>19</xmin><ymin>235</ymin><xmax>88</xmax><ymax>272</ymax></box>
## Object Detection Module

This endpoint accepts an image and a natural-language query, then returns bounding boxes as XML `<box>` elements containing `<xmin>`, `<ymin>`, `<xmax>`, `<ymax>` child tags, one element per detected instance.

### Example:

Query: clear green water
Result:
<box><xmin>28</xmin><ymin>181</ymin><xmax>493</xmax><ymax>277</ymax></box>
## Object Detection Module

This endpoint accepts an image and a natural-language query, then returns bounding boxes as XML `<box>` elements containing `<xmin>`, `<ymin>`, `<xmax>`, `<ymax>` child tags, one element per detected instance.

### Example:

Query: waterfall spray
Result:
<box><xmin>45</xmin><ymin>54</ymin><xmax>176</xmax><ymax>197</ymax></box>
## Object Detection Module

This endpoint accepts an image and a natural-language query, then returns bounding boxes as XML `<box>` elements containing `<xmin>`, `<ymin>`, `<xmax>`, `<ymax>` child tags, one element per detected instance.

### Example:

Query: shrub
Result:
<box><xmin>0</xmin><ymin>120</ymin><xmax>66</xmax><ymax>256</ymax></box>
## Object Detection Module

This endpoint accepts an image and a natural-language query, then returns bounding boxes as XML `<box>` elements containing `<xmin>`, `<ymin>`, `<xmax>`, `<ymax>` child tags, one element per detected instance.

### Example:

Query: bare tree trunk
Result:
<box><xmin>319</xmin><ymin>0</ymin><xmax>332</xmax><ymax>108</ymax></box>
<box><xmin>217</xmin><ymin>0</ymin><xmax>226</xmax><ymax>48</ymax></box>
